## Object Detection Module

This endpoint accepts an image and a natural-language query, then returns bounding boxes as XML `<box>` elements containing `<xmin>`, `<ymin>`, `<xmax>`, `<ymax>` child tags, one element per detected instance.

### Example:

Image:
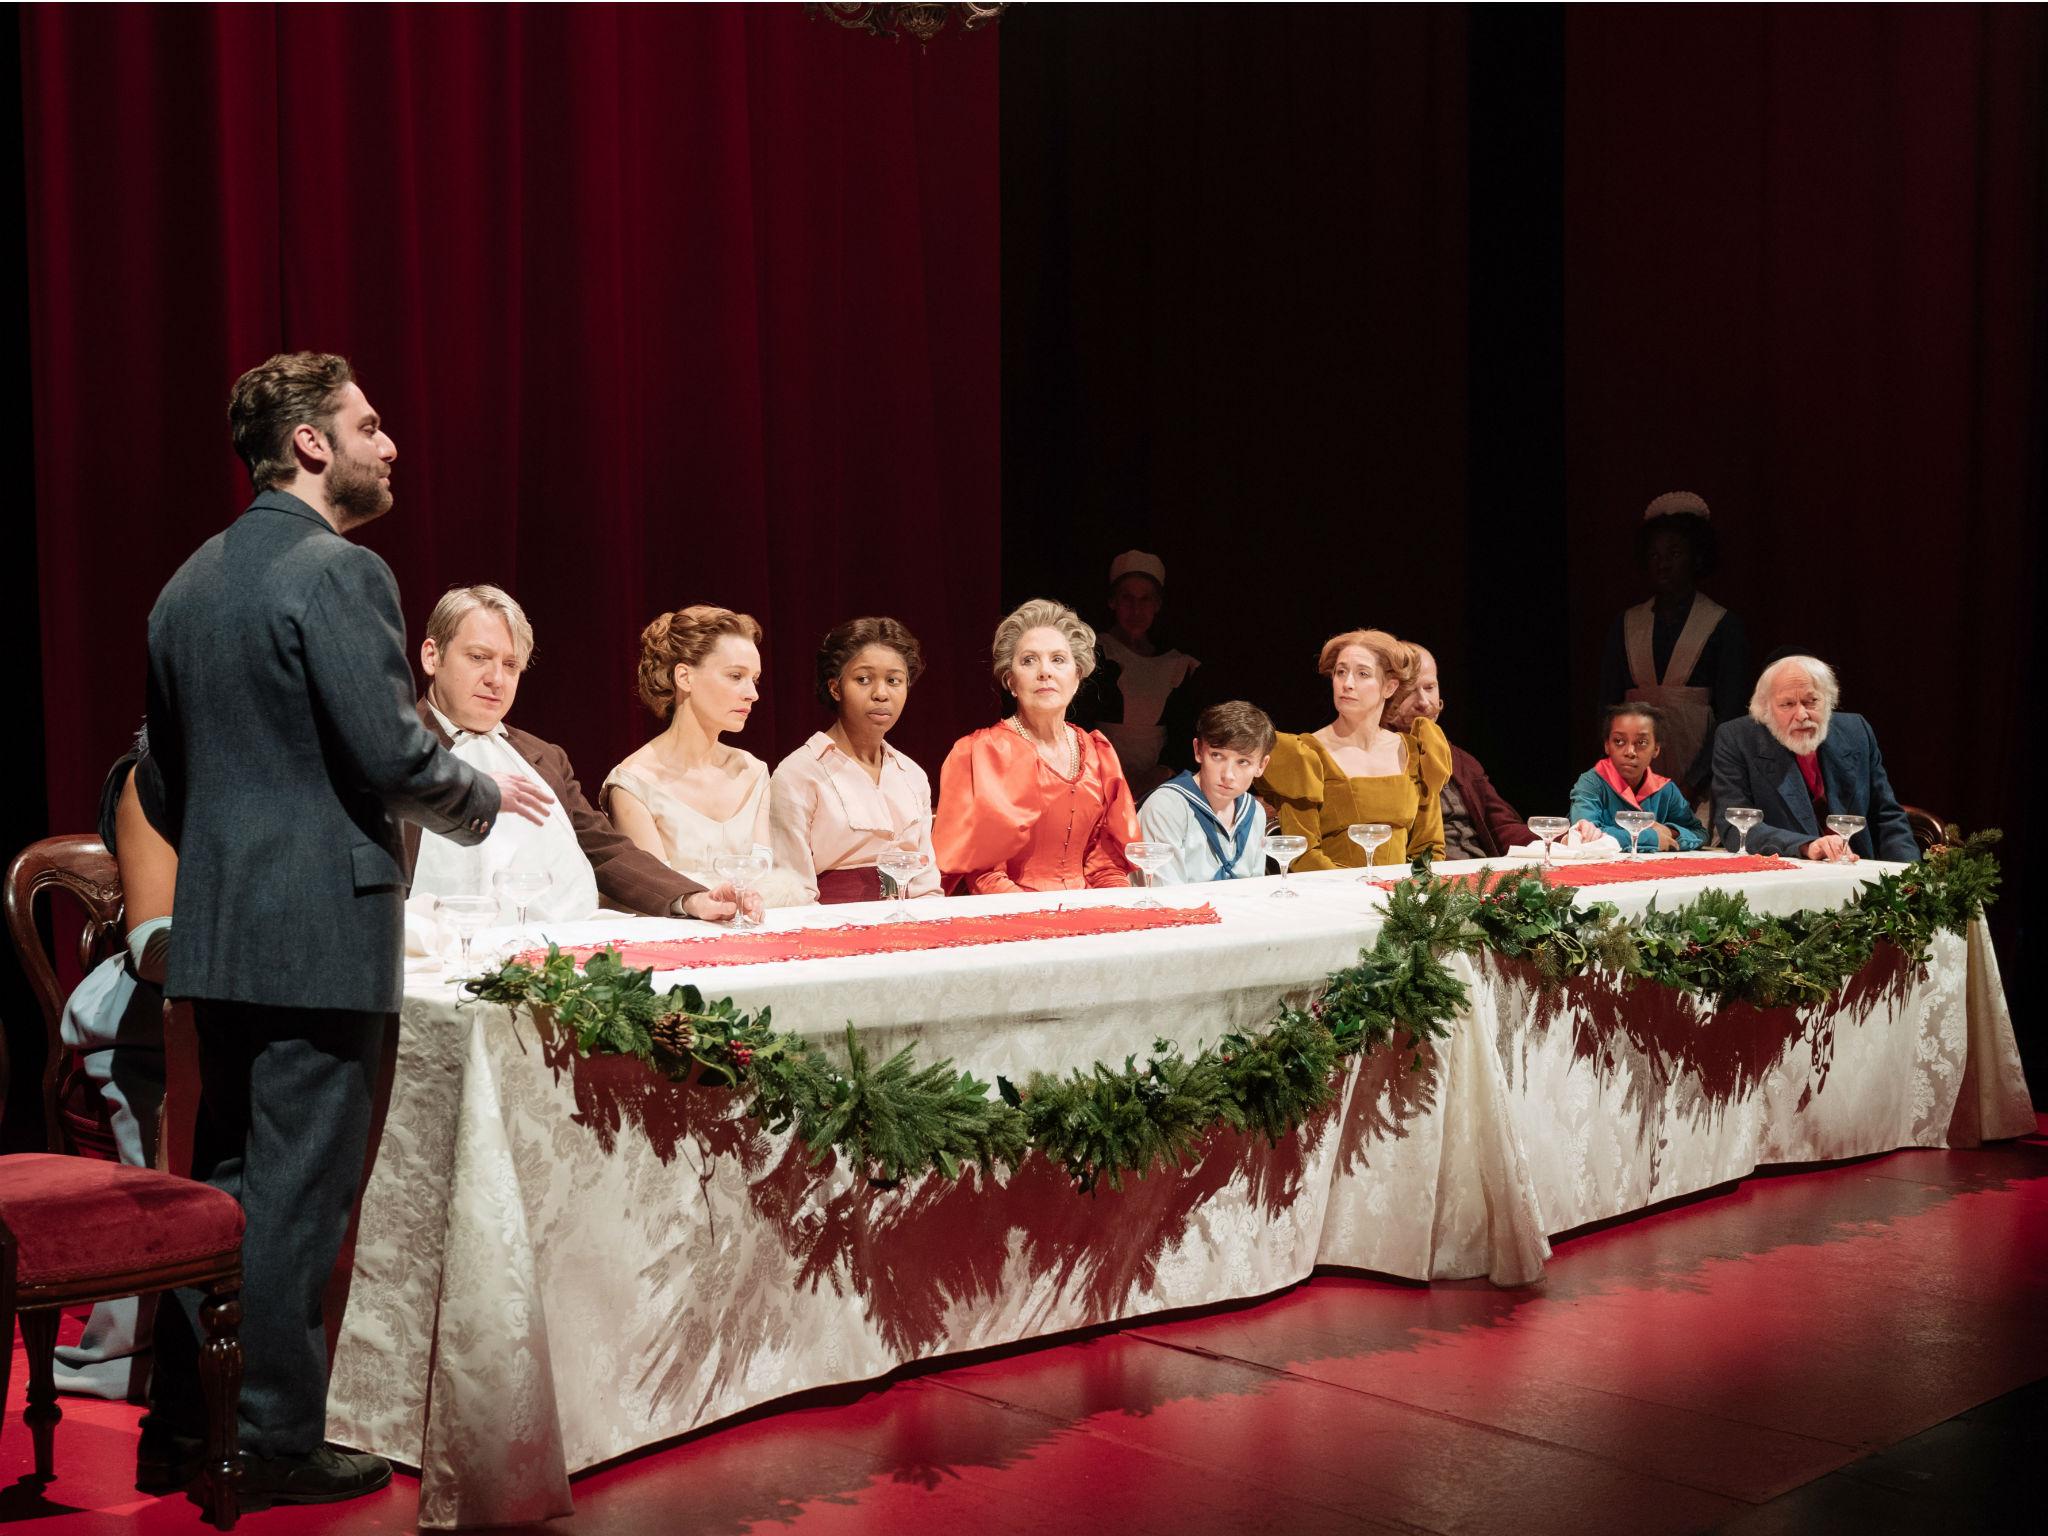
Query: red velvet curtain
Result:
<box><xmin>1563</xmin><ymin>5</ymin><xmax>2042</xmax><ymax>838</ymax></box>
<box><xmin>22</xmin><ymin>4</ymin><xmax>999</xmax><ymax>833</ymax></box>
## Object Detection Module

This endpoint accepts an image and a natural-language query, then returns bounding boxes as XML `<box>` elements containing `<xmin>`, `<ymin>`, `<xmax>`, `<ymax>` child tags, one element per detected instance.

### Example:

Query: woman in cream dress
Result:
<box><xmin>604</xmin><ymin>604</ymin><xmax>803</xmax><ymax>911</ymax></box>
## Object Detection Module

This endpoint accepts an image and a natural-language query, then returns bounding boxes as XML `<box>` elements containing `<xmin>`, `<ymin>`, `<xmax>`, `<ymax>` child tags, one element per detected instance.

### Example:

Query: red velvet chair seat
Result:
<box><xmin>0</xmin><ymin>1155</ymin><xmax>243</xmax><ymax>1285</ymax></box>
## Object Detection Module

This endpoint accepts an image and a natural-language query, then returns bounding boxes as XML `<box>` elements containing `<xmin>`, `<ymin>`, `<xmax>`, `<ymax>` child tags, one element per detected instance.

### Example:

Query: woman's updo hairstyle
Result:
<box><xmin>636</xmin><ymin>604</ymin><xmax>764</xmax><ymax>720</ymax></box>
<box><xmin>1315</xmin><ymin>627</ymin><xmax>1417</xmax><ymax>691</ymax></box>
<box><xmin>814</xmin><ymin>616</ymin><xmax>926</xmax><ymax>710</ymax></box>
<box><xmin>990</xmin><ymin>598</ymin><xmax>1097</xmax><ymax>689</ymax></box>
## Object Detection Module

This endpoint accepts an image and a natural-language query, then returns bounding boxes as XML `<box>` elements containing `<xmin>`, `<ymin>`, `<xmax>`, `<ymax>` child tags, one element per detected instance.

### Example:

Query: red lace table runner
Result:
<box><xmin>522</xmin><ymin>902</ymin><xmax>1223</xmax><ymax>971</ymax></box>
<box><xmin>1439</xmin><ymin>854</ymin><xmax>1800</xmax><ymax>892</ymax></box>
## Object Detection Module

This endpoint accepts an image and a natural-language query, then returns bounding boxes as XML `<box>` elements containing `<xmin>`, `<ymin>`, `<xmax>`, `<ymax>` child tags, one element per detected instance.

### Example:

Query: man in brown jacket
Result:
<box><xmin>402</xmin><ymin>584</ymin><xmax>754</xmax><ymax>921</ymax></box>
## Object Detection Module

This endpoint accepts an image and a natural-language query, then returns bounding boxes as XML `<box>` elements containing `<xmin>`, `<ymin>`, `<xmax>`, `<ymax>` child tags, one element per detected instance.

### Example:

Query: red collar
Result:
<box><xmin>1596</xmin><ymin>756</ymin><xmax>1668</xmax><ymax>808</ymax></box>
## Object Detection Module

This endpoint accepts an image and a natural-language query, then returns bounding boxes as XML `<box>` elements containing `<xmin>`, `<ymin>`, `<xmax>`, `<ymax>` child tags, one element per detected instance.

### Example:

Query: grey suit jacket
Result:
<box><xmin>1710</xmin><ymin>713</ymin><xmax>1917</xmax><ymax>862</ymax></box>
<box><xmin>140</xmin><ymin>491</ymin><xmax>501</xmax><ymax>1012</ymax></box>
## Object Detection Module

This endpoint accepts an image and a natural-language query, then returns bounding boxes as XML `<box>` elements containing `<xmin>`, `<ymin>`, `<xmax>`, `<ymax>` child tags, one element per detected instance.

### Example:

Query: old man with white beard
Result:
<box><xmin>1710</xmin><ymin>654</ymin><xmax>1917</xmax><ymax>862</ymax></box>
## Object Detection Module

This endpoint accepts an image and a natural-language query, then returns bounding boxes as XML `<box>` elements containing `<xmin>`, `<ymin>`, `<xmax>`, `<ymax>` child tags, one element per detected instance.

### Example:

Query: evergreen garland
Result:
<box><xmin>464</xmin><ymin>830</ymin><xmax>2001</xmax><ymax>1195</ymax></box>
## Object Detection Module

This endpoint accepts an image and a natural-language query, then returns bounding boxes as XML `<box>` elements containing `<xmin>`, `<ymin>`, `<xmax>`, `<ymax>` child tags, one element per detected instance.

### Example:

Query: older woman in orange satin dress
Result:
<box><xmin>934</xmin><ymin>599</ymin><xmax>1141</xmax><ymax>893</ymax></box>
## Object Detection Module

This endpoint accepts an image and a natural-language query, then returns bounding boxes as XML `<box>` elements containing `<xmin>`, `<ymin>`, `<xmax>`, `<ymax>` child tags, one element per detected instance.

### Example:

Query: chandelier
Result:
<box><xmin>808</xmin><ymin>3</ymin><xmax>1009</xmax><ymax>44</ymax></box>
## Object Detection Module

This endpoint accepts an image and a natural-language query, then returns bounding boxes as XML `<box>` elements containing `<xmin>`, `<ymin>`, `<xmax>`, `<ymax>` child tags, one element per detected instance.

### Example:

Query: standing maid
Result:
<box><xmin>1595</xmin><ymin>492</ymin><xmax>1749</xmax><ymax>798</ymax></box>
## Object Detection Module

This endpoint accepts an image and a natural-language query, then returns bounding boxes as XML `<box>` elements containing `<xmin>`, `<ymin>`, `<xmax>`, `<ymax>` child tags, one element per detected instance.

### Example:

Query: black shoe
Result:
<box><xmin>135</xmin><ymin>1427</ymin><xmax>205</xmax><ymax>1493</ymax></box>
<box><xmin>239</xmin><ymin>1446</ymin><xmax>393</xmax><ymax>1506</ymax></box>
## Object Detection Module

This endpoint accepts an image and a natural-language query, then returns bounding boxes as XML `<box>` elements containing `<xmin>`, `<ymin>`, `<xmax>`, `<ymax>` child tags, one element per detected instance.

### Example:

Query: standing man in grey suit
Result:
<box><xmin>137</xmin><ymin>352</ymin><xmax>554</xmax><ymax>1505</ymax></box>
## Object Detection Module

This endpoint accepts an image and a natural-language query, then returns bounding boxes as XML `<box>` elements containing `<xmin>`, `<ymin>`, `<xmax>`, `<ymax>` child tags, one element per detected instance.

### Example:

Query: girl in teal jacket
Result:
<box><xmin>1569</xmin><ymin>704</ymin><xmax>1707</xmax><ymax>853</ymax></box>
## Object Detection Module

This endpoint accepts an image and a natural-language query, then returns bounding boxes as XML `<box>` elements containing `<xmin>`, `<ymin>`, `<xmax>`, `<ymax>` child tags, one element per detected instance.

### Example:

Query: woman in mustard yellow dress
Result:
<box><xmin>1256</xmin><ymin>628</ymin><xmax>1450</xmax><ymax>869</ymax></box>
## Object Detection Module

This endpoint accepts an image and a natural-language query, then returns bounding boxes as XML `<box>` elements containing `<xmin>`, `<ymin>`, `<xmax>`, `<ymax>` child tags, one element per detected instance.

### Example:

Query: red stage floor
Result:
<box><xmin>6</xmin><ymin>1115</ymin><xmax>2045</xmax><ymax>1534</ymax></box>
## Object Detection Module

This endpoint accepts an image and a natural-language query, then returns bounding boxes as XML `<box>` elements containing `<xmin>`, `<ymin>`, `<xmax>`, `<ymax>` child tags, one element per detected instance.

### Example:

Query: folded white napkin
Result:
<box><xmin>404</xmin><ymin>895</ymin><xmax>443</xmax><ymax>959</ymax></box>
<box><xmin>1505</xmin><ymin>831</ymin><xmax>1621</xmax><ymax>861</ymax></box>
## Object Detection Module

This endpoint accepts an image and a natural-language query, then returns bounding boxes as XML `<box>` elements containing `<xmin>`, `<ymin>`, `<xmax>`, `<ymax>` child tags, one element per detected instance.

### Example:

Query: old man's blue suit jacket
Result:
<box><xmin>1710</xmin><ymin>714</ymin><xmax>1917</xmax><ymax>862</ymax></box>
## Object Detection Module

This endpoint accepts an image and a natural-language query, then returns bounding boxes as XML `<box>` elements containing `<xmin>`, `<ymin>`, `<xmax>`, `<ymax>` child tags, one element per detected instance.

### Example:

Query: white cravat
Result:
<box><xmin>411</xmin><ymin>703</ymin><xmax>601</xmax><ymax>922</ymax></box>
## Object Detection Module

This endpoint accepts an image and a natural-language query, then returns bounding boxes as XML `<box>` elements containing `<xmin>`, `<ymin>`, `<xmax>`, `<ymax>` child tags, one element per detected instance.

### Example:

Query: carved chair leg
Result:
<box><xmin>0</xmin><ymin>1236</ymin><xmax>14</xmax><ymax>1430</ymax></box>
<box><xmin>18</xmin><ymin>1306</ymin><xmax>62</xmax><ymax>1480</ymax></box>
<box><xmin>126</xmin><ymin>1290</ymin><xmax>160</xmax><ymax>1405</ymax></box>
<box><xmin>196</xmin><ymin>1284</ymin><xmax>243</xmax><ymax>1531</ymax></box>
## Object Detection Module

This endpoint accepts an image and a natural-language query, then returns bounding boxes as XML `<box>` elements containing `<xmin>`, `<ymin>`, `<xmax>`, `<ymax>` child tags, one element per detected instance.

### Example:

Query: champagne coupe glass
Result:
<box><xmin>1724</xmin><ymin>806</ymin><xmax>1763</xmax><ymax>856</ymax></box>
<box><xmin>713</xmin><ymin>851</ymin><xmax>770</xmax><ymax>929</ymax></box>
<box><xmin>872</xmin><ymin>846</ymin><xmax>932</xmax><ymax>923</ymax></box>
<box><xmin>1124</xmin><ymin>841</ymin><xmax>1174</xmax><ymax>909</ymax></box>
<box><xmin>436</xmin><ymin>894</ymin><xmax>499</xmax><ymax>975</ymax></box>
<box><xmin>1265</xmin><ymin>833</ymin><xmax>1310</xmax><ymax>898</ymax></box>
<box><xmin>1824</xmin><ymin>813</ymin><xmax>1866</xmax><ymax>864</ymax></box>
<box><xmin>493</xmin><ymin>869</ymin><xmax>550</xmax><ymax>932</ymax></box>
<box><xmin>1615</xmin><ymin>809</ymin><xmax>1656</xmax><ymax>860</ymax></box>
<box><xmin>1346</xmin><ymin>822</ymin><xmax>1393</xmax><ymax>880</ymax></box>
<box><xmin>1528</xmin><ymin>816</ymin><xmax>1569</xmax><ymax>870</ymax></box>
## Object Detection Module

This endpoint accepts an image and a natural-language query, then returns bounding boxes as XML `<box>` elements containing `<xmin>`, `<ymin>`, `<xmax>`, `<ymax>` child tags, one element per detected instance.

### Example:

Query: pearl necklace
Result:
<box><xmin>1008</xmin><ymin>714</ymin><xmax>1079</xmax><ymax>779</ymax></box>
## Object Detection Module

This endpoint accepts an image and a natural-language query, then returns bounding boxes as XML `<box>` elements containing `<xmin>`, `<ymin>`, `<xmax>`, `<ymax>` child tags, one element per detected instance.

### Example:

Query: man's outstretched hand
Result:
<box><xmin>491</xmin><ymin>772</ymin><xmax>556</xmax><ymax>826</ymax></box>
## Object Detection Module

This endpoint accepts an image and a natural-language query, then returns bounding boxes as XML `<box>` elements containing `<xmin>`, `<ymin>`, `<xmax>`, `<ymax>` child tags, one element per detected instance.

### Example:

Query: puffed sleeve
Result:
<box><xmin>1083</xmin><ymin>731</ymin><xmax>1141</xmax><ymax>888</ymax></box>
<box><xmin>1411</xmin><ymin>717</ymin><xmax>1453</xmax><ymax>796</ymax></box>
<box><xmin>893</xmin><ymin>755</ymin><xmax>944</xmax><ymax>898</ymax></box>
<box><xmin>1405</xmin><ymin>717</ymin><xmax>1449</xmax><ymax>860</ymax></box>
<box><xmin>767</xmin><ymin>752</ymin><xmax>823</xmax><ymax>904</ymax></box>
<box><xmin>934</xmin><ymin>728</ymin><xmax>1031</xmax><ymax>894</ymax></box>
<box><xmin>1257</xmin><ymin>733</ymin><xmax>1338</xmax><ymax>871</ymax></box>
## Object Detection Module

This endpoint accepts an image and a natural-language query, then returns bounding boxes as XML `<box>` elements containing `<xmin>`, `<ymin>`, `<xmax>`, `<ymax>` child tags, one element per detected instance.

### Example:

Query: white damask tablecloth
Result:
<box><xmin>323</xmin><ymin>857</ymin><xmax>2034</xmax><ymax>1527</ymax></box>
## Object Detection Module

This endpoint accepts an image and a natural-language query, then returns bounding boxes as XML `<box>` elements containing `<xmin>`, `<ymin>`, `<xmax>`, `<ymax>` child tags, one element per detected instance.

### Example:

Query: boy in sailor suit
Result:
<box><xmin>1137</xmin><ymin>701</ymin><xmax>1275</xmax><ymax>884</ymax></box>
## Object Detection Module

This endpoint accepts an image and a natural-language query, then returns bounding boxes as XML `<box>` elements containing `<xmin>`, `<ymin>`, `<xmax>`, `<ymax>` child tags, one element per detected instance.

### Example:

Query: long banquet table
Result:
<box><xmin>325</xmin><ymin>855</ymin><xmax>2035</xmax><ymax>1528</ymax></box>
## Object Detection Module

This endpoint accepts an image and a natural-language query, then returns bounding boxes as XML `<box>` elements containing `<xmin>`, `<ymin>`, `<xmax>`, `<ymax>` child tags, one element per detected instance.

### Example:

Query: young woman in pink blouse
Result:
<box><xmin>768</xmin><ymin>617</ymin><xmax>942</xmax><ymax>905</ymax></box>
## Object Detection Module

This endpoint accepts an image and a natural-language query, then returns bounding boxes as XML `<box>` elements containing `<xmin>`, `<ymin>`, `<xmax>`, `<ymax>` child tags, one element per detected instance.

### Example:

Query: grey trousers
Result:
<box><xmin>147</xmin><ymin>1000</ymin><xmax>386</xmax><ymax>1457</ymax></box>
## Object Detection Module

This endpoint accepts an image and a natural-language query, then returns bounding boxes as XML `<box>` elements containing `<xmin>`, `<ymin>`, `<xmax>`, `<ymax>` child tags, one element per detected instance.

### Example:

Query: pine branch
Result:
<box><xmin>460</xmin><ymin>830</ymin><xmax>2004</xmax><ymax>1197</ymax></box>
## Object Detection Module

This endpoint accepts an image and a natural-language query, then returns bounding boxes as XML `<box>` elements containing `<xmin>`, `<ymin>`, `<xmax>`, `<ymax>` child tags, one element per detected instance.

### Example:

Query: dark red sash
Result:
<box><xmin>815</xmin><ymin>866</ymin><xmax>884</xmax><ymax>905</ymax></box>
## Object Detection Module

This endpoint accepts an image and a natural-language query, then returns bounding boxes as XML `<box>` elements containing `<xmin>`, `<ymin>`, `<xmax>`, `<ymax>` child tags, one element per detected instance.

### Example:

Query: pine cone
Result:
<box><xmin>651</xmin><ymin>1013</ymin><xmax>697</xmax><ymax>1056</ymax></box>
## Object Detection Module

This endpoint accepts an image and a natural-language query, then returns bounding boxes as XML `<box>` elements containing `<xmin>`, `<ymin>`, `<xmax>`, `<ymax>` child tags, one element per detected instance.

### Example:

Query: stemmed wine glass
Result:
<box><xmin>872</xmin><ymin>845</ymin><xmax>932</xmax><ymax>923</ymax></box>
<box><xmin>1824</xmin><ymin>814</ymin><xmax>1866</xmax><ymax>864</ymax></box>
<box><xmin>1124</xmin><ymin>841</ymin><xmax>1174</xmax><ymax>909</ymax></box>
<box><xmin>1615</xmin><ymin>809</ymin><xmax>1656</xmax><ymax>860</ymax></box>
<box><xmin>1264</xmin><ymin>833</ymin><xmax>1309</xmax><ymax>898</ymax></box>
<box><xmin>436</xmin><ymin>894</ymin><xmax>499</xmax><ymax>975</ymax></box>
<box><xmin>493</xmin><ymin>869</ymin><xmax>550</xmax><ymax>933</ymax></box>
<box><xmin>1528</xmin><ymin>816</ymin><xmax>1569</xmax><ymax>870</ymax></box>
<box><xmin>1723</xmin><ymin>806</ymin><xmax>1763</xmax><ymax>856</ymax></box>
<box><xmin>1346</xmin><ymin>822</ymin><xmax>1392</xmax><ymax>880</ymax></box>
<box><xmin>712</xmin><ymin>851</ymin><xmax>770</xmax><ymax>929</ymax></box>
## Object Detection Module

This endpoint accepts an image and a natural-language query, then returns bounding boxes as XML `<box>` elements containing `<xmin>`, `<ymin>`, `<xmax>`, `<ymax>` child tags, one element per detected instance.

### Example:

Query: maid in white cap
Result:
<box><xmin>1594</xmin><ymin>492</ymin><xmax>1750</xmax><ymax>799</ymax></box>
<box><xmin>1080</xmin><ymin>549</ymin><xmax>1202</xmax><ymax>797</ymax></box>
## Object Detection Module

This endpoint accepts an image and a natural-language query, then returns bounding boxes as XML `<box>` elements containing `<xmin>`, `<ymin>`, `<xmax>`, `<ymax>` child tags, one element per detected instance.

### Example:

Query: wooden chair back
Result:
<box><xmin>4</xmin><ymin>835</ymin><xmax>126</xmax><ymax>1157</ymax></box>
<box><xmin>1900</xmin><ymin>805</ymin><xmax>1949</xmax><ymax>855</ymax></box>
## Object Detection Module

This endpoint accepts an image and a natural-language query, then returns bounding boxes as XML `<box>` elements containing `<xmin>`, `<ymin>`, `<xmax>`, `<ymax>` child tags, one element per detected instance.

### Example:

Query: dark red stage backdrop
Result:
<box><xmin>22</xmin><ymin>4</ymin><xmax>999</xmax><ymax>836</ymax></box>
<box><xmin>1562</xmin><ymin>5</ymin><xmax>2043</xmax><ymax>853</ymax></box>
